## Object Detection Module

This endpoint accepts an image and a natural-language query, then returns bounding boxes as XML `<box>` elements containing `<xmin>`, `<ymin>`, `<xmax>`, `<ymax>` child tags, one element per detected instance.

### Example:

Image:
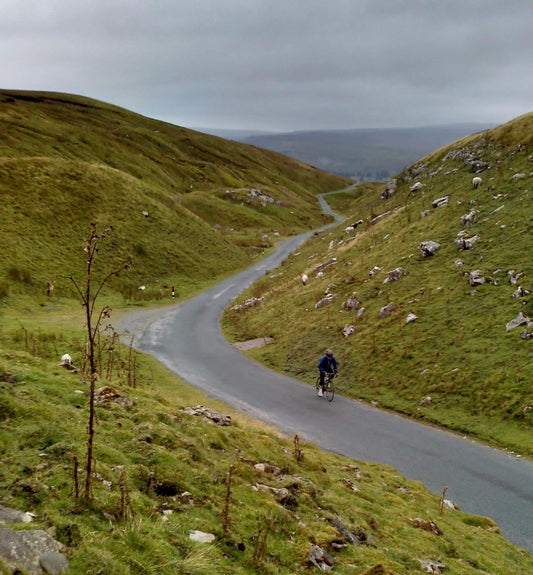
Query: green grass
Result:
<box><xmin>1</xmin><ymin>318</ymin><xmax>532</xmax><ymax>574</ymax></box>
<box><xmin>0</xmin><ymin>89</ymin><xmax>351</xmax><ymax>301</ymax></box>
<box><xmin>221</xmin><ymin>112</ymin><xmax>533</xmax><ymax>457</ymax></box>
<box><xmin>1</xmin><ymin>90</ymin><xmax>533</xmax><ymax>573</ymax></box>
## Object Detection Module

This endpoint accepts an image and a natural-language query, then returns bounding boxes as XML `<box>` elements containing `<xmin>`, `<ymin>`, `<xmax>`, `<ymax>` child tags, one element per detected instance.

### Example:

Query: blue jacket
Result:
<box><xmin>318</xmin><ymin>355</ymin><xmax>338</xmax><ymax>374</ymax></box>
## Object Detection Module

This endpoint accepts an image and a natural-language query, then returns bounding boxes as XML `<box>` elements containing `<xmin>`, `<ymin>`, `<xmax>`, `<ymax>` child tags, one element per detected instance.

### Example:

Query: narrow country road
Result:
<box><xmin>120</xmin><ymin>191</ymin><xmax>533</xmax><ymax>553</ymax></box>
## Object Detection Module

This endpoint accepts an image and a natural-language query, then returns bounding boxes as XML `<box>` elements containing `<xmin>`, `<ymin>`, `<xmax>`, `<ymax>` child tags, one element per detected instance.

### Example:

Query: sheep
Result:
<box><xmin>472</xmin><ymin>176</ymin><xmax>482</xmax><ymax>189</ymax></box>
<box><xmin>301</xmin><ymin>273</ymin><xmax>308</xmax><ymax>286</ymax></box>
<box><xmin>344</xmin><ymin>220</ymin><xmax>364</xmax><ymax>233</ymax></box>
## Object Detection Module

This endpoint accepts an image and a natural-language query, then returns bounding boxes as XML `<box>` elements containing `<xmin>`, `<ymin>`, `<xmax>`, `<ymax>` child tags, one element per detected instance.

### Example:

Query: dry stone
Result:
<box><xmin>379</xmin><ymin>303</ymin><xmax>396</xmax><ymax>318</ymax></box>
<box><xmin>420</xmin><ymin>241</ymin><xmax>440</xmax><ymax>257</ymax></box>
<box><xmin>0</xmin><ymin>529</ymin><xmax>68</xmax><ymax>575</ymax></box>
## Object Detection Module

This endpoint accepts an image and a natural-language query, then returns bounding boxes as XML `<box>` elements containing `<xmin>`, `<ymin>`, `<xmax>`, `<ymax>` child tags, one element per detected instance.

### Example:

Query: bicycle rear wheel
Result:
<box><xmin>325</xmin><ymin>377</ymin><xmax>335</xmax><ymax>402</ymax></box>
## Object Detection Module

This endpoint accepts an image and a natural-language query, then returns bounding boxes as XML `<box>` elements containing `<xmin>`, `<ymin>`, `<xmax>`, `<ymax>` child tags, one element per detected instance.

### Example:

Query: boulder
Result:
<box><xmin>343</xmin><ymin>293</ymin><xmax>361</xmax><ymax>311</ymax></box>
<box><xmin>420</xmin><ymin>241</ymin><xmax>440</xmax><ymax>257</ymax></box>
<box><xmin>506</xmin><ymin>312</ymin><xmax>531</xmax><ymax>331</ymax></box>
<box><xmin>379</xmin><ymin>303</ymin><xmax>396</xmax><ymax>318</ymax></box>
<box><xmin>189</xmin><ymin>530</ymin><xmax>215</xmax><ymax>543</ymax></box>
<box><xmin>469</xmin><ymin>269</ymin><xmax>485</xmax><ymax>286</ymax></box>
<box><xmin>383</xmin><ymin>267</ymin><xmax>405</xmax><ymax>283</ymax></box>
<box><xmin>94</xmin><ymin>386</ymin><xmax>134</xmax><ymax>408</ymax></box>
<box><xmin>343</xmin><ymin>325</ymin><xmax>356</xmax><ymax>337</ymax></box>
<box><xmin>0</xmin><ymin>529</ymin><xmax>68</xmax><ymax>575</ymax></box>
<box><xmin>315</xmin><ymin>294</ymin><xmax>338</xmax><ymax>309</ymax></box>
<box><xmin>183</xmin><ymin>405</ymin><xmax>231</xmax><ymax>426</ymax></box>
<box><xmin>431</xmin><ymin>196</ymin><xmax>449</xmax><ymax>208</ymax></box>
<box><xmin>0</xmin><ymin>504</ymin><xmax>34</xmax><ymax>524</ymax></box>
<box><xmin>456</xmin><ymin>231</ymin><xmax>479</xmax><ymax>250</ymax></box>
<box><xmin>380</xmin><ymin>178</ymin><xmax>397</xmax><ymax>199</ymax></box>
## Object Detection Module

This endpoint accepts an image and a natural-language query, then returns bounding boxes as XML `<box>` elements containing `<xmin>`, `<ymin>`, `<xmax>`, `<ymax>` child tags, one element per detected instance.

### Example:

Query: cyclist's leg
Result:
<box><xmin>324</xmin><ymin>373</ymin><xmax>334</xmax><ymax>401</ymax></box>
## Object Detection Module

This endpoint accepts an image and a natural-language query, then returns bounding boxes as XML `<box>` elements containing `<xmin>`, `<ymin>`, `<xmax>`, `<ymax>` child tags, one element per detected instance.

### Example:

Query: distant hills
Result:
<box><xmin>198</xmin><ymin>124</ymin><xmax>494</xmax><ymax>181</ymax></box>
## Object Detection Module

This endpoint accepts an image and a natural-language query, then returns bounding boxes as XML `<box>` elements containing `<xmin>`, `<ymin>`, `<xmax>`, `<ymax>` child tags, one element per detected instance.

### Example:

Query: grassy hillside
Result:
<box><xmin>1</xmin><ymin>92</ymin><xmax>532</xmax><ymax>573</ymax></box>
<box><xmin>222</xmin><ymin>113</ymin><xmax>533</xmax><ymax>456</ymax></box>
<box><xmin>0</xmin><ymin>90</ymin><xmax>351</xmax><ymax>301</ymax></box>
<box><xmin>1</xmin><ymin>317</ymin><xmax>532</xmax><ymax>574</ymax></box>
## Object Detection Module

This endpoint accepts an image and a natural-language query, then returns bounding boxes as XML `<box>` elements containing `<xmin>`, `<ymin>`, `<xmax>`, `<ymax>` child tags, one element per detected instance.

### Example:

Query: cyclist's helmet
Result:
<box><xmin>326</xmin><ymin>349</ymin><xmax>333</xmax><ymax>357</ymax></box>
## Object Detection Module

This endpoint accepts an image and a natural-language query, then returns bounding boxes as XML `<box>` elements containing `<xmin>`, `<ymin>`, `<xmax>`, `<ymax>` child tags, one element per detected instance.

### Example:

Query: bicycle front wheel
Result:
<box><xmin>325</xmin><ymin>378</ymin><xmax>335</xmax><ymax>402</ymax></box>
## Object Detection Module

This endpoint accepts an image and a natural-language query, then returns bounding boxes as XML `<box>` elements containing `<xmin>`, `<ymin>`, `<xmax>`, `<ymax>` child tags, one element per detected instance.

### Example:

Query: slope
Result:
<box><xmin>222</xmin><ymin>112</ymin><xmax>533</xmax><ymax>455</ymax></box>
<box><xmin>0</xmin><ymin>89</ymin><xmax>351</xmax><ymax>300</ymax></box>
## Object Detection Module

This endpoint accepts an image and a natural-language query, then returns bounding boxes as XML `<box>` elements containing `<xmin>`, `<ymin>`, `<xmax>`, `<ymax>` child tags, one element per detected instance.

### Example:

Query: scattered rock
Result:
<box><xmin>419</xmin><ymin>396</ymin><xmax>432</xmax><ymax>406</ymax></box>
<box><xmin>431</xmin><ymin>196</ymin><xmax>449</xmax><ymax>208</ymax></box>
<box><xmin>94</xmin><ymin>386</ymin><xmax>134</xmax><ymax>408</ymax></box>
<box><xmin>342</xmin><ymin>325</ymin><xmax>356</xmax><ymax>337</ymax></box>
<box><xmin>254</xmin><ymin>463</ymin><xmax>283</xmax><ymax>475</ymax></box>
<box><xmin>409</xmin><ymin>517</ymin><xmax>442</xmax><ymax>535</ymax></box>
<box><xmin>233</xmin><ymin>337</ymin><xmax>273</xmax><ymax>351</ymax></box>
<box><xmin>512</xmin><ymin>286</ymin><xmax>530</xmax><ymax>299</ymax></box>
<box><xmin>419</xmin><ymin>559</ymin><xmax>446</xmax><ymax>574</ymax></box>
<box><xmin>383</xmin><ymin>268</ymin><xmax>405</xmax><ymax>283</ymax></box>
<box><xmin>455</xmin><ymin>231</ymin><xmax>479</xmax><ymax>250</ymax></box>
<box><xmin>231</xmin><ymin>296</ymin><xmax>265</xmax><ymax>311</ymax></box>
<box><xmin>39</xmin><ymin>551</ymin><xmax>70</xmax><ymax>575</ymax></box>
<box><xmin>410</xmin><ymin>181</ymin><xmax>424</xmax><ymax>192</ymax></box>
<box><xmin>183</xmin><ymin>405</ymin><xmax>231</xmax><ymax>426</ymax></box>
<box><xmin>460</xmin><ymin>210</ymin><xmax>477</xmax><ymax>226</ymax></box>
<box><xmin>380</xmin><ymin>179</ymin><xmax>397</xmax><ymax>199</ymax></box>
<box><xmin>0</xmin><ymin>504</ymin><xmax>34</xmax><ymax>524</ymax></box>
<box><xmin>379</xmin><ymin>303</ymin><xmax>396</xmax><ymax>318</ymax></box>
<box><xmin>341</xmin><ymin>478</ymin><xmax>360</xmax><ymax>493</ymax></box>
<box><xmin>406</xmin><ymin>312</ymin><xmax>418</xmax><ymax>324</ymax></box>
<box><xmin>189</xmin><ymin>530</ymin><xmax>215</xmax><ymax>543</ymax></box>
<box><xmin>0</xmin><ymin>528</ymin><xmax>68</xmax><ymax>575</ymax></box>
<box><xmin>308</xmin><ymin>544</ymin><xmax>335</xmax><ymax>571</ymax></box>
<box><xmin>329</xmin><ymin>516</ymin><xmax>361</xmax><ymax>546</ymax></box>
<box><xmin>315</xmin><ymin>294</ymin><xmax>338</xmax><ymax>309</ymax></box>
<box><xmin>506</xmin><ymin>312</ymin><xmax>530</xmax><ymax>331</ymax></box>
<box><xmin>420</xmin><ymin>241</ymin><xmax>440</xmax><ymax>257</ymax></box>
<box><xmin>313</xmin><ymin>258</ymin><xmax>337</xmax><ymax>274</ymax></box>
<box><xmin>343</xmin><ymin>293</ymin><xmax>361</xmax><ymax>311</ymax></box>
<box><xmin>469</xmin><ymin>269</ymin><xmax>485</xmax><ymax>287</ymax></box>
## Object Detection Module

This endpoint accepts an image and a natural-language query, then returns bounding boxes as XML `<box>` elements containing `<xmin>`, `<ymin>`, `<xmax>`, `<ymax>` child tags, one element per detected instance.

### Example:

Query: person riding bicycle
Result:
<box><xmin>317</xmin><ymin>349</ymin><xmax>338</xmax><ymax>397</ymax></box>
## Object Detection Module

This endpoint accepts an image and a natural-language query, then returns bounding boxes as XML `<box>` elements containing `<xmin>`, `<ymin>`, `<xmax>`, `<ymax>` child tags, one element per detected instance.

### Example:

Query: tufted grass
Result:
<box><xmin>2</xmin><ymin>331</ymin><xmax>533</xmax><ymax>574</ymax></box>
<box><xmin>221</xmin><ymin>112</ymin><xmax>533</xmax><ymax>457</ymax></box>
<box><xmin>1</xmin><ymin>91</ymin><xmax>533</xmax><ymax>572</ymax></box>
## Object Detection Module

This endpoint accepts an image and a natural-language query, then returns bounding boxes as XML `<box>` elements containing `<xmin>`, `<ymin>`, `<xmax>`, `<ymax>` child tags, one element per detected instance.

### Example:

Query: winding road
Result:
<box><xmin>121</xmin><ymin>191</ymin><xmax>533</xmax><ymax>553</ymax></box>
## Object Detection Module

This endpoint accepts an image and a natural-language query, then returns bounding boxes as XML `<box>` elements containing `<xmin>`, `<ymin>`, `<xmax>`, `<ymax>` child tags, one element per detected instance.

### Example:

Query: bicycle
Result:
<box><xmin>316</xmin><ymin>372</ymin><xmax>336</xmax><ymax>402</ymax></box>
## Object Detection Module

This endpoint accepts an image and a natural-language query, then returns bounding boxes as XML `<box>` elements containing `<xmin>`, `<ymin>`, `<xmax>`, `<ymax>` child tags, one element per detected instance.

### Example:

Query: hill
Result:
<box><xmin>222</xmin><ymin>112</ymin><xmax>533</xmax><ymax>457</ymax></box>
<box><xmin>1</xmin><ymin>92</ymin><xmax>532</xmax><ymax>573</ymax></box>
<box><xmin>233</xmin><ymin>124</ymin><xmax>493</xmax><ymax>181</ymax></box>
<box><xmin>0</xmin><ymin>89</ymin><xmax>351</xmax><ymax>301</ymax></box>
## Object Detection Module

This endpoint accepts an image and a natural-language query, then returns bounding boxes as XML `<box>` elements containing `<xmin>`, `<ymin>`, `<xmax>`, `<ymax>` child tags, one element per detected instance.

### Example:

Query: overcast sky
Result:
<box><xmin>2</xmin><ymin>0</ymin><xmax>532</xmax><ymax>132</ymax></box>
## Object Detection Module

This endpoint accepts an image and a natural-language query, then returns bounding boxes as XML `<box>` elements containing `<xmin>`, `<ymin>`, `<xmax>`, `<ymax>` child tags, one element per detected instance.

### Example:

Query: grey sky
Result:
<box><xmin>2</xmin><ymin>0</ymin><xmax>532</xmax><ymax>132</ymax></box>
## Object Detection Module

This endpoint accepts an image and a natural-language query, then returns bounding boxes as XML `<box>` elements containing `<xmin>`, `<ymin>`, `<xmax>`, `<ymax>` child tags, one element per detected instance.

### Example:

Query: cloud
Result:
<box><xmin>1</xmin><ymin>0</ymin><xmax>532</xmax><ymax>131</ymax></box>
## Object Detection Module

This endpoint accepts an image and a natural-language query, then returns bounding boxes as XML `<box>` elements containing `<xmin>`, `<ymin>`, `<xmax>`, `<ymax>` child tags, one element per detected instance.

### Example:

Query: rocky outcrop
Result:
<box><xmin>0</xmin><ymin>506</ymin><xmax>69</xmax><ymax>575</ymax></box>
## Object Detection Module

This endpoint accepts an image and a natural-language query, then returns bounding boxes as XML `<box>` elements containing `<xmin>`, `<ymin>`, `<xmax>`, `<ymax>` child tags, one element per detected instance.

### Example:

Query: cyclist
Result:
<box><xmin>317</xmin><ymin>349</ymin><xmax>338</xmax><ymax>396</ymax></box>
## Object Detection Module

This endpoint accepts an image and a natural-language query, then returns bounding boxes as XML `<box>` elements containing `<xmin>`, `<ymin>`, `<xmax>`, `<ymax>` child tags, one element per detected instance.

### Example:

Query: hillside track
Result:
<box><xmin>121</xmin><ymin>197</ymin><xmax>533</xmax><ymax>554</ymax></box>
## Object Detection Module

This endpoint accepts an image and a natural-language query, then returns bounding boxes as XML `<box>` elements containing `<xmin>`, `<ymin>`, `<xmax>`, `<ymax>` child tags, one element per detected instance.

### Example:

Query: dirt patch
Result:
<box><xmin>232</xmin><ymin>337</ymin><xmax>273</xmax><ymax>351</ymax></box>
